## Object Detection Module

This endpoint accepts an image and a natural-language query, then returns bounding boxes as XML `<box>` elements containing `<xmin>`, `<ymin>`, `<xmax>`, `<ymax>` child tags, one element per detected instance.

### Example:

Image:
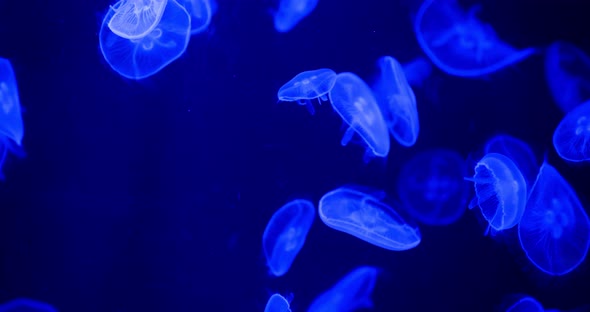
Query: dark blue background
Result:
<box><xmin>0</xmin><ymin>0</ymin><xmax>588</xmax><ymax>311</ymax></box>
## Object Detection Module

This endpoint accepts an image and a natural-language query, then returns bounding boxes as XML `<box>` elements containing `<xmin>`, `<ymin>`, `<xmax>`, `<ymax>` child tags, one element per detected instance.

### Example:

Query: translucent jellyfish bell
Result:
<box><xmin>484</xmin><ymin>134</ymin><xmax>538</xmax><ymax>189</ymax></box>
<box><xmin>402</xmin><ymin>56</ymin><xmax>433</xmax><ymax>88</ymax></box>
<box><xmin>181</xmin><ymin>0</ymin><xmax>216</xmax><ymax>34</ymax></box>
<box><xmin>0</xmin><ymin>58</ymin><xmax>24</xmax><ymax>147</ymax></box>
<box><xmin>372</xmin><ymin>56</ymin><xmax>420</xmax><ymax>147</ymax></box>
<box><xmin>519</xmin><ymin>162</ymin><xmax>590</xmax><ymax>276</ymax></box>
<box><xmin>0</xmin><ymin>298</ymin><xmax>58</xmax><ymax>312</ymax></box>
<box><xmin>329</xmin><ymin>72</ymin><xmax>390</xmax><ymax>158</ymax></box>
<box><xmin>467</xmin><ymin>153</ymin><xmax>527</xmax><ymax>232</ymax></box>
<box><xmin>277</xmin><ymin>68</ymin><xmax>337</xmax><ymax>115</ymax></box>
<box><xmin>107</xmin><ymin>0</ymin><xmax>169</xmax><ymax>39</ymax></box>
<box><xmin>414</xmin><ymin>0</ymin><xmax>535</xmax><ymax>77</ymax></box>
<box><xmin>553</xmin><ymin>99</ymin><xmax>590</xmax><ymax>162</ymax></box>
<box><xmin>99</xmin><ymin>0</ymin><xmax>191</xmax><ymax>80</ymax></box>
<box><xmin>505</xmin><ymin>296</ymin><xmax>544</xmax><ymax>312</ymax></box>
<box><xmin>273</xmin><ymin>0</ymin><xmax>318</xmax><ymax>33</ymax></box>
<box><xmin>264</xmin><ymin>294</ymin><xmax>292</xmax><ymax>312</ymax></box>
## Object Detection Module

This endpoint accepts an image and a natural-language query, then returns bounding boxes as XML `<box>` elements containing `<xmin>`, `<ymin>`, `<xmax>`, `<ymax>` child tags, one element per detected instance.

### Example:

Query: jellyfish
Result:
<box><xmin>99</xmin><ymin>0</ymin><xmax>191</xmax><ymax>80</ymax></box>
<box><xmin>262</xmin><ymin>199</ymin><xmax>315</xmax><ymax>277</ymax></box>
<box><xmin>273</xmin><ymin>0</ymin><xmax>318</xmax><ymax>33</ymax></box>
<box><xmin>414</xmin><ymin>0</ymin><xmax>535</xmax><ymax>77</ymax></box>
<box><xmin>0</xmin><ymin>298</ymin><xmax>58</xmax><ymax>312</ymax></box>
<box><xmin>401</xmin><ymin>56</ymin><xmax>433</xmax><ymax>88</ymax></box>
<box><xmin>264</xmin><ymin>294</ymin><xmax>292</xmax><ymax>312</ymax></box>
<box><xmin>329</xmin><ymin>72</ymin><xmax>390</xmax><ymax>159</ymax></box>
<box><xmin>372</xmin><ymin>56</ymin><xmax>420</xmax><ymax>147</ymax></box>
<box><xmin>0</xmin><ymin>58</ymin><xmax>25</xmax><ymax>179</ymax></box>
<box><xmin>307</xmin><ymin>266</ymin><xmax>379</xmax><ymax>312</ymax></box>
<box><xmin>484</xmin><ymin>134</ymin><xmax>538</xmax><ymax>189</ymax></box>
<box><xmin>398</xmin><ymin>149</ymin><xmax>470</xmax><ymax>226</ymax></box>
<box><xmin>518</xmin><ymin>162</ymin><xmax>590</xmax><ymax>276</ymax></box>
<box><xmin>467</xmin><ymin>153</ymin><xmax>527</xmax><ymax>232</ymax></box>
<box><xmin>545</xmin><ymin>41</ymin><xmax>590</xmax><ymax>113</ymax></box>
<box><xmin>319</xmin><ymin>186</ymin><xmax>421</xmax><ymax>251</ymax></box>
<box><xmin>553</xmin><ymin>99</ymin><xmax>590</xmax><ymax>162</ymax></box>
<box><xmin>505</xmin><ymin>296</ymin><xmax>544</xmax><ymax>312</ymax></box>
<box><xmin>180</xmin><ymin>0</ymin><xmax>216</xmax><ymax>34</ymax></box>
<box><xmin>277</xmin><ymin>68</ymin><xmax>337</xmax><ymax>115</ymax></box>
<box><xmin>107</xmin><ymin>0</ymin><xmax>169</xmax><ymax>39</ymax></box>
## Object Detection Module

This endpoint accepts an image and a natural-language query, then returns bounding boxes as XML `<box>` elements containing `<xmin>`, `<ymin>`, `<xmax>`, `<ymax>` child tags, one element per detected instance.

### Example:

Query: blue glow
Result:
<box><xmin>0</xmin><ymin>57</ymin><xmax>25</xmax><ymax>179</ymax></box>
<box><xmin>262</xmin><ymin>199</ymin><xmax>315</xmax><ymax>277</ymax></box>
<box><xmin>99</xmin><ymin>0</ymin><xmax>191</xmax><ymax>80</ymax></box>
<box><xmin>319</xmin><ymin>186</ymin><xmax>421</xmax><ymax>251</ymax></box>
<box><xmin>181</xmin><ymin>0</ymin><xmax>216</xmax><ymax>34</ymax></box>
<box><xmin>0</xmin><ymin>298</ymin><xmax>58</xmax><ymax>312</ymax></box>
<box><xmin>484</xmin><ymin>134</ymin><xmax>538</xmax><ymax>189</ymax></box>
<box><xmin>505</xmin><ymin>296</ymin><xmax>544</xmax><ymax>312</ymax></box>
<box><xmin>402</xmin><ymin>56</ymin><xmax>433</xmax><ymax>88</ymax></box>
<box><xmin>107</xmin><ymin>0</ymin><xmax>168</xmax><ymax>40</ymax></box>
<box><xmin>398</xmin><ymin>149</ymin><xmax>469</xmax><ymax>226</ymax></box>
<box><xmin>277</xmin><ymin>68</ymin><xmax>337</xmax><ymax>115</ymax></box>
<box><xmin>518</xmin><ymin>162</ymin><xmax>590</xmax><ymax>276</ymax></box>
<box><xmin>553</xmin><ymin>99</ymin><xmax>590</xmax><ymax>162</ymax></box>
<box><xmin>273</xmin><ymin>0</ymin><xmax>318</xmax><ymax>33</ymax></box>
<box><xmin>264</xmin><ymin>294</ymin><xmax>292</xmax><ymax>312</ymax></box>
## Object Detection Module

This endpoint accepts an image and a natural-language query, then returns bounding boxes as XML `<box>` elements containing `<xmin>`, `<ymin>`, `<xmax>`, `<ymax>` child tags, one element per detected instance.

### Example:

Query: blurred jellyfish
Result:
<box><xmin>553</xmin><ymin>99</ymin><xmax>590</xmax><ymax>162</ymax></box>
<box><xmin>505</xmin><ymin>296</ymin><xmax>544</xmax><ymax>312</ymax></box>
<box><xmin>262</xmin><ymin>199</ymin><xmax>315</xmax><ymax>276</ymax></box>
<box><xmin>398</xmin><ymin>149</ymin><xmax>469</xmax><ymax>226</ymax></box>
<box><xmin>264</xmin><ymin>294</ymin><xmax>292</xmax><ymax>312</ymax></box>
<box><xmin>0</xmin><ymin>58</ymin><xmax>25</xmax><ymax>179</ymax></box>
<box><xmin>181</xmin><ymin>0</ymin><xmax>216</xmax><ymax>34</ymax></box>
<box><xmin>484</xmin><ymin>134</ymin><xmax>538</xmax><ymax>189</ymax></box>
<box><xmin>519</xmin><ymin>162</ymin><xmax>590</xmax><ymax>276</ymax></box>
<box><xmin>545</xmin><ymin>41</ymin><xmax>590</xmax><ymax>113</ymax></box>
<box><xmin>402</xmin><ymin>56</ymin><xmax>433</xmax><ymax>88</ymax></box>
<box><xmin>277</xmin><ymin>68</ymin><xmax>337</xmax><ymax>115</ymax></box>
<box><xmin>107</xmin><ymin>0</ymin><xmax>168</xmax><ymax>39</ymax></box>
<box><xmin>329</xmin><ymin>72</ymin><xmax>390</xmax><ymax>160</ymax></box>
<box><xmin>319</xmin><ymin>186</ymin><xmax>421</xmax><ymax>251</ymax></box>
<box><xmin>372</xmin><ymin>56</ymin><xmax>420</xmax><ymax>147</ymax></box>
<box><xmin>414</xmin><ymin>0</ymin><xmax>535</xmax><ymax>77</ymax></box>
<box><xmin>0</xmin><ymin>298</ymin><xmax>58</xmax><ymax>312</ymax></box>
<box><xmin>99</xmin><ymin>0</ymin><xmax>191</xmax><ymax>80</ymax></box>
<box><xmin>467</xmin><ymin>153</ymin><xmax>527</xmax><ymax>232</ymax></box>
<box><xmin>307</xmin><ymin>266</ymin><xmax>379</xmax><ymax>312</ymax></box>
<box><xmin>273</xmin><ymin>0</ymin><xmax>318</xmax><ymax>33</ymax></box>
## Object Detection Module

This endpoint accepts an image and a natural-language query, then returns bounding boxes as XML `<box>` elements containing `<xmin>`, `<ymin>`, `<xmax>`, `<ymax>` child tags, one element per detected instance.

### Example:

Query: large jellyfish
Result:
<box><xmin>484</xmin><ymin>134</ymin><xmax>538</xmax><ymax>189</ymax></box>
<box><xmin>0</xmin><ymin>298</ymin><xmax>58</xmax><ymax>312</ymax></box>
<box><xmin>398</xmin><ymin>149</ymin><xmax>469</xmax><ymax>226</ymax></box>
<box><xmin>372</xmin><ymin>56</ymin><xmax>420</xmax><ymax>147</ymax></box>
<box><xmin>329</xmin><ymin>72</ymin><xmax>390</xmax><ymax>160</ymax></box>
<box><xmin>277</xmin><ymin>68</ymin><xmax>337</xmax><ymax>115</ymax></box>
<box><xmin>0</xmin><ymin>57</ymin><xmax>25</xmax><ymax>179</ymax></box>
<box><xmin>414</xmin><ymin>0</ymin><xmax>535</xmax><ymax>77</ymax></box>
<box><xmin>553</xmin><ymin>99</ymin><xmax>590</xmax><ymax>162</ymax></box>
<box><xmin>264</xmin><ymin>294</ymin><xmax>292</xmax><ymax>312</ymax></box>
<box><xmin>319</xmin><ymin>186</ymin><xmax>421</xmax><ymax>251</ymax></box>
<box><xmin>99</xmin><ymin>0</ymin><xmax>191</xmax><ymax>80</ymax></box>
<box><xmin>519</xmin><ymin>162</ymin><xmax>590</xmax><ymax>276</ymax></box>
<box><xmin>273</xmin><ymin>0</ymin><xmax>318</xmax><ymax>33</ymax></box>
<box><xmin>181</xmin><ymin>0</ymin><xmax>217</xmax><ymax>34</ymax></box>
<box><xmin>262</xmin><ymin>199</ymin><xmax>315</xmax><ymax>276</ymax></box>
<box><xmin>107</xmin><ymin>0</ymin><xmax>169</xmax><ymax>39</ymax></box>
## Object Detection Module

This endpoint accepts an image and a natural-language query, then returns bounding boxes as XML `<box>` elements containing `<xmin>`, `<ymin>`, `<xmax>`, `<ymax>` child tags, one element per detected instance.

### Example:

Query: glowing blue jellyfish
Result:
<box><xmin>402</xmin><ymin>56</ymin><xmax>433</xmax><ymax>88</ymax></box>
<box><xmin>319</xmin><ymin>187</ymin><xmax>421</xmax><ymax>251</ymax></box>
<box><xmin>414</xmin><ymin>0</ymin><xmax>535</xmax><ymax>77</ymax></box>
<box><xmin>277</xmin><ymin>68</ymin><xmax>337</xmax><ymax>115</ymax></box>
<box><xmin>484</xmin><ymin>134</ymin><xmax>538</xmax><ymax>189</ymax></box>
<box><xmin>467</xmin><ymin>153</ymin><xmax>526</xmax><ymax>232</ymax></box>
<box><xmin>0</xmin><ymin>298</ymin><xmax>58</xmax><ymax>312</ymax></box>
<box><xmin>307</xmin><ymin>266</ymin><xmax>379</xmax><ymax>312</ymax></box>
<box><xmin>181</xmin><ymin>0</ymin><xmax>216</xmax><ymax>34</ymax></box>
<box><xmin>273</xmin><ymin>0</ymin><xmax>318</xmax><ymax>33</ymax></box>
<box><xmin>262</xmin><ymin>199</ymin><xmax>315</xmax><ymax>276</ymax></box>
<box><xmin>398</xmin><ymin>149</ymin><xmax>469</xmax><ymax>226</ymax></box>
<box><xmin>107</xmin><ymin>0</ymin><xmax>168</xmax><ymax>39</ymax></box>
<box><xmin>372</xmin><ymin>56</ymin><xmax>420</xmax><ymax>147</ymax></box>
<box><xmin>0</xmin><ymin>58</ymin><xmax>25</xmax><ymax>179</ymax></box>
<box><xmin>99</xmin><ymin>0</ymin><xmax>191</xmax><ymax>80</ymax></box>
<box><xmin>505</xmin><ymin>296</ymin><xmax>544</xmax><ymax>312</ymax></box>
<box><xmin>329</xmin><ymin>72</ymin><xmax>390</xmax><ymax>159</ymax></box>
<box><xmin>519</xmin><ymin>162</ymin><xmax>590</xmax><ymax>276</ymax></box>
<box><xmin>553</xmin><ymin>99</ymin><xmax>590</xmax><ymax>162</ymax></box>
<box><xmin>264</xmin><ymin>294</ymin><xmax>292</xmax><ymax>312</ymax></box>
<box><xmin>545</xmin><ymin>41</ymin><xmax>590</xmax><ymax>113</ymax></box>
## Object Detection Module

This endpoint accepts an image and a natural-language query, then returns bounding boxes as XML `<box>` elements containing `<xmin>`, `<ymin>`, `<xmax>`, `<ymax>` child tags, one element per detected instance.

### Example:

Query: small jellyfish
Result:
<box><xmin>329</xmin><ymin>72</ymin><xmax>390</xmax><ymax>159</ymax></box>
<box><xmin>180</xmin><ymin>0</ymin><xmax>216</xmax><ymax>34</ymax></box>
<box><xmin>0</xmin><ymin>58</ymin><xmax>25</xmax><ymax>179</ymax></box>
<box><xmin>467</xmin><ymin>153</ymin><xmax>527</xmax><ymax>232</ymax></box>
<box><xmin>307</xmin><ymin>266</ymin><xmax>379</xmax><ymax>312</ymax></box>
<box><xmin>277</xmin><ymin>68</ymin><xmax>337</xmax><ymax>115</ymax></box>
<box><xmin>107</xmin><ymin>0</ymin><xmax>169</xmax><ymax>39</ymax></box>
<box><xmin>505</xmin><ymin>296</ymin><xmax>544</xmax><ymax>312</ymax></box>
<box><xmin>99</xmin><ymin>0</ymin><xmax>191</xmax><ymax>80</ymax></box>
<box><xmin>264</xmin><ymin>294</ymin><xmax>292</xmax><ymax>312</ymax></box>
<box><xmin>402</xmin><ymin>56</ymin><xmax>433</xmax><ymax>88</ymax></box>
<box><xmin>484</xmin><ymin>134</ymin><xmax>538</xmax><ymax>189</ymax></box>
<box><xmin>0</xmin><ymin>298</ymin><xmax>58</xmax><ymax>312</ymax></box>
<box><xmin>372</xmin><ymin>56</ymin><xmax>420</xmax><ymax>147</ymax></box>
<box><xmin>519</xmin><ymin>162</ymin><xmax>590</xmax><ymax>276</ymax></box>
<box><xmin>319</xmin><ymin>186</ymin><xmax>421</xmax><ymax>251</ymax></box>
<box><xmin>273</xmin><ymin>0</ymin><xmax>318</xmax><ymax>33</ymax></box>
<box><xmin>553</xmin><ymin>99</ymin><xmax>590</xmax><ymax>162</ymax></box>
<box><xmin>262</xmin><ymin>199</ymin><xmax>315</xmax><ymax>277</ymax></box>
<box><xmin>545</xmin><ymin>41</ymin><xmax>590</xmax><ymax>113</ymax></box>
<box><xmin>398</xmin><ymin>149</ymin><xmax>469</xmax><ymax>226</ymax></box>
<box><xmin>414</xmin><ymin>0</ymin><xmax>535</xmax><ymax>77</ymax></box>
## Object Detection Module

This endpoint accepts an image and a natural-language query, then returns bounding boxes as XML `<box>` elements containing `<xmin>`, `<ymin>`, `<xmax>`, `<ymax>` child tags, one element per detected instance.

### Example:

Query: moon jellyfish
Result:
<box><xmin>99</xmin><ymin>0</ymin><xmax>191</xmax><ymax>80</ymax></box>
<box><xmin>319</xmin><ymin>186</ymin><xmax>421</xmax><ymax>251</ymax></box>
<box><xmin>414</xmin><ymin>0</ymin><xmax>535</xmax><ymax>77</ymax></box>
<box><xmin>277</xmin><ymin>68</ymin><xmax>337</xmax><ymax>115</ymax></box>
<box><xmin>273</xmin><ymin>0</ymin><xmax>318</xmax><ymax>33</ymax></box>
<box><xmin>329</xmin><ymin>72</ymin><xmax>390</xmax><ymax>159</ymax></box>
<box><xmin>372</xmin><ymin>56</ymin><xmax>420</xmax><ymax>147</ymax></box>
<box><xmin>307</xmin><ymin>266</ymin><xmax>379</xmax><ymax>312</ymax></box>
<box><xmin>398</xmin><ymin>149</ymin><xmax>469</xmax><ymax>226</ymax></box>
<box><xmin>0</xmin><ymin>298</ymin><xmax>58</xmax><ymax>312</ymax></box>
<box><xmin>181</xmin><ymin>0</ymin><xmax>216</xmax><ymax>34</ymax></box>
<box><xmin>402</xmin><ymin>56</ymin><xmax>433</xmax><ymax>88</ymax></box>
<box><xmin>545</xmin><ymin>41</ymin><xmax>590</xmax><ymax>113</ymax></box>
<box><xmin>553</xmin><ymin>99</ymin><xmax>590</xmax><ymax>162</ymax></box>
<box><xmin>107</xmin><ymin>0</ymin><xmax>168</xmax><ymax>39</ymax></box>
<box><xmin>484</xmin><ymin>134</ymin><xmax>538</xmax><ymax>189</ymax></box>
<box><xmin>467</xmin><ymin>153</ymin><xmax>527</xmax><ymax>232</ymax></box>
<box><xmin>0</xmin><ymin>58</ymin><xmax>25</xmax><ymax>179</ymax></box>
<box><xmin>262</xmin><ymin>199</ymin><xmax>315</xmax><ymax>277</ymax></box>
<box><xmin>505</xmin><ymin>296</ymin><xmax>544</xmax><ymax>312</ymax></box>
<box><xmin>264</xmin><ymin>294</ymin><xmax>292</xmax><ymax>312</ymax></box>
<box><xmin>519</xmin><ymin>162</ymin><xmax>590</xmax><ymax>276</ymax></box>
